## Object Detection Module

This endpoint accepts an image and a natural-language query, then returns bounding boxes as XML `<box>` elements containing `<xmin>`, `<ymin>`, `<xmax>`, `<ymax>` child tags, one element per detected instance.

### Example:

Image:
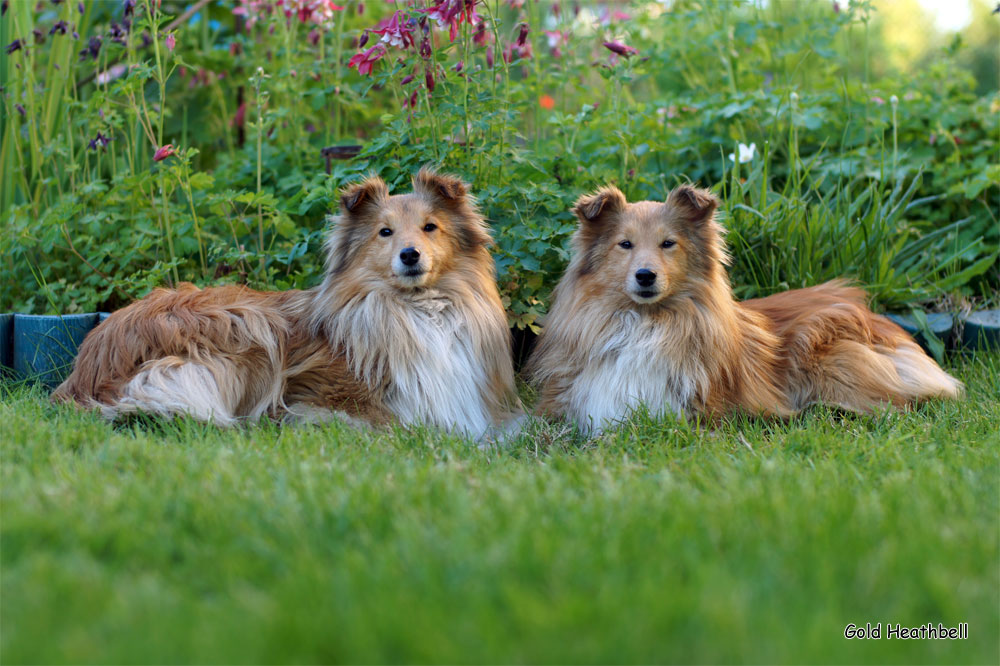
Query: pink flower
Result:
<box><xmin>543</xmin><ymin>30</ymin><xmax>568</xmax><ymax>57</ymax></box>
<box><xmin>473</xmin><ymin>19</ymin><xmax>490</xmax><ymax>46</ymax></box>
<box><xmin>164</xmin><ymin>33</ymin><xmax>175</xmax><ymax>51</ymax></box>
<box><xmin>370</xmin><ymin>10</ymin><xmax>415</xmax><ymax>49</ymax></box>
<box><xmin>424</xmin><ymin>0</ymin><xmax>478</xmax><ymax>42</ymax></box>
<box><xmin>153</xmin><ymin>144</ymin><xmax>175</xmax><ymax>162</ymax></box>
<box><xmin>232</xmin><ymin>0</ymin><xmax>273</xmax><ymax>28</ymax></box>
<box><xmin>600</xmin><ymin>8</ymin><xmax>631</xmax><ymax>24</ymax></box>
<box><xmin>871</xmin><ymin>96</ymin><xmax>885</xmax><ymax>105</ymax></box>
<box><xmin>279</xmin><ymin>0</ymin><xmax>345</xmax><ymax>27</ymax></box>
<box><xmin>504</xmin><ymin>40</ymin><xmax>532</xmax><ymax>63</ymax></box>
<box><xmin>603</xmin><ymin>40</ymin><xmax>637</xmax><ymax>57</ymax></box>
<box><xmin>348</xmin><ymin>43</ymin><xmax>386</xmax><ymax>76</ymax></box>
<box><xmin>486</xmin><ymin>45</ymin><xmax>494</xmax><ymax>68</ymax></box>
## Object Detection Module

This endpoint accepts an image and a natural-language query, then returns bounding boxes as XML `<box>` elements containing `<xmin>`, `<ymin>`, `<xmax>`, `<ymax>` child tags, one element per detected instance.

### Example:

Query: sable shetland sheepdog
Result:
<box><xmin>53</xmin><ymin>169</ymin><xmax>522</xmax><ymax>438</ymax></box>
<box><xmin>527</xmin><ymin>184</ymin><xmax>962</xmax><ymax>434</ymax></box>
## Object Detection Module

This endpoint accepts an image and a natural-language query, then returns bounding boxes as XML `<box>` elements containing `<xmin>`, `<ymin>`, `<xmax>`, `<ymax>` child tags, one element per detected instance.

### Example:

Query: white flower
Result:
<box><xmin>728</xmin><ymin>142</ymin><xmax>756</xmax><ymax>164</ymax></box>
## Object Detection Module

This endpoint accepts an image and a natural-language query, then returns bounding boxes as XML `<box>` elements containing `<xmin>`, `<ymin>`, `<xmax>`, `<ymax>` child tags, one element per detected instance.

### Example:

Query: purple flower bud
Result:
<box><xmin>77</xmin><ymin>2</ymin><xmax>84</xmax><ymax>14</ymax></box>
<box><xmin>357</xmin><ymin>2</ymin><xmax>364</xmax><ymax>15</ymax></box>
<box><xmin>50</xmin><ymin>20</ymin><xmax>68</xmax><ymax>36</ymax></box>
<box><xmin>453</xmin><ymin>60</ymin><xmax>463</xmax><ymax>73</ymax></box>
<box><xmin>419</xmin><ymin>37</ymin><xmax>431</xmax><ymax>59</ymax></box>
<box><xmin>15</xmin><ymin>103</ymin><xmax>25</xmax><ymax>116</ymax></box>
<box><xmin>1</xmin><ymin>1</ymin><xmax>7</xmax><ymax>16</ymax></box>
<box><xmin>401</xmin><ymin>73</ymin><xmax>414</xmax><ymax>85</ymax></box>
<box><xmin>425</xmin><ymin>68</ymin><xmax>435</xmax><ymax>93</ymax></box>
<box><xmin>486</xmin><ymin>45</ymin><xmax>494</xmax><ymax>68</ymax></box>
<box><xmin>5</xmin><ymin>39</ymin><xmax>23</xmax><ymax>54</ymax></box>
<box><xmin>603</xmin><ymin>40</ymin><xmax>638</xmax><ymax>57</ymax></box>
<box><xmin>78</xmin><ymin>35</ymin><xmax>101</xmax><ymax>61</ymax></box>
<box><xmin>358</xmin><ymin>30</ymin><xmax>368</xmax><ymax>48</ymax></box>
<box><xmin>123</xmin><ymin>0</ymin><xmax>135</xmax><ymax>17</ymax></box>
<box><xmin>33</xmin><ymin>28</ymin><xmax>45</xmax><ymax>45</ymax></box>
<box><xmin>516</xmin><ymin>23</ymin><xmax>529</xmax><ymax>47</ymax></box>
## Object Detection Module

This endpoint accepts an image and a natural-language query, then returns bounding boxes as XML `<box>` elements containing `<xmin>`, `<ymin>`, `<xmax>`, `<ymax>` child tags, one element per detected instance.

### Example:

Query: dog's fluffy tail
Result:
<box><xmin>743</xmin><ymin>281</ymin><xmax>962</xmax><ymax>412</ymax></box>
<box><xmin>52</xmin><ymin>283</ymin><xmax>290</xmax><ymax>424</ymax></box>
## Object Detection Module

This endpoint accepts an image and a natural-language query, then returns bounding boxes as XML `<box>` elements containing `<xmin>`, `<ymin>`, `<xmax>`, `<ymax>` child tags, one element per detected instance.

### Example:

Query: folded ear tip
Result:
<box><xmin>416</xmin><ymin>167</ymin><xmax>468</xmax><ymax>201</ymax></box>
<box><xmin>672</xmin><ymin>184</ymin><xmax>719</xmax><ymax>211</ymax></box>
<box><xmin>340</xmin><ymin>175</ymin><xmax>387</xmax><ymax>213</ymax></box>
<box><xmin>574</xmin><ymin>185</ymin><xmax>626</xmax><ymax>222</ymax></box>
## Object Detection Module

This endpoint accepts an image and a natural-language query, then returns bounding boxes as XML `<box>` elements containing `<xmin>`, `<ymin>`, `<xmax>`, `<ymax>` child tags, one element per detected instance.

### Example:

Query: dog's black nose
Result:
<box><xmin>635</xmin><ymin>269</ymin><xmax>657</xmax><ymax>287</ymax></box>
<box><xmin>399</xmin><ymin>247</ymin><xmax>421</xmax><ymax>266</ymax></box>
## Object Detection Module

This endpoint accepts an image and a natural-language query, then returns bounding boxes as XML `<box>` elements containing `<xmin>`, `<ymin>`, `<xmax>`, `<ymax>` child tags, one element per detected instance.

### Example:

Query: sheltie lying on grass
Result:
<box><xmin>53</xmin><ymin>169</ymin><xmax>522</xmax><ymax>439</ymax></box>
<box><xmin>527</xmin><ymin>184</ymin><xmax>962</xmax><ymax>434</ymax></box>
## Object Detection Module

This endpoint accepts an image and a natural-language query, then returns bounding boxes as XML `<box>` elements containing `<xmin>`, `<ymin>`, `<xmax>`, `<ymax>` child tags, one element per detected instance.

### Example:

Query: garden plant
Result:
<box><xmin>1</xmin><ymin>0</ymin><xmax>998</xmax><ymax>663</ymax></box>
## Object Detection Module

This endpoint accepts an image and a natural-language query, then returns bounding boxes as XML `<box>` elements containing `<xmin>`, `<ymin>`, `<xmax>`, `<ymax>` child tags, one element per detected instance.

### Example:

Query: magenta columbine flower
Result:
<box><xmin>370</xmin><ymin>10</ymin><xmax>415</xmax><ymax>49</ymax></box>
<box><xmin>348</xmin><ymin>43</ymin><xmax>386</xmax><ymax>76</ymax></box>
<box><xmin>425</xmin><ymin>0</ymin><xmax>478</xmax><ymax>42</ymax></box>
<box><xmin>153</xmin><ymin>144</ymin><xmax>175</xmax><ymax>161</ymax></box>
<box><xmin>603</xmin><ymin>40</ymin><xmax>637</xmax><ymax>57</ymax></box>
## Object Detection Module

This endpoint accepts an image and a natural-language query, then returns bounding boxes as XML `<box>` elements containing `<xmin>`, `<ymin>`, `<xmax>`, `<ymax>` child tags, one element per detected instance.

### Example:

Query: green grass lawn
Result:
<box><xmin>2</xmin><ymin>354</ymin><xmax>998</xmax><ymax>664</ymax></box>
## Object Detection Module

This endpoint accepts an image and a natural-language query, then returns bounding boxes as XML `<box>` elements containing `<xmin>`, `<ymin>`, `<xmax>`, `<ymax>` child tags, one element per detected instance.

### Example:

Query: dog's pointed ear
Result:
<box><xmin>340</xmin><ymin>175</ymin><xmax>389</xmax><ymax>217</ymax></box>
<box><xmin>413</xmin><ymin>167</ymin><xmax>468</xmax><ymax>207</ymax></box>
<box><xmin>573</xmin><ymin>186</ymin><xmax>627</xmax><ymax>227</ymax></box>
<box><xmin>667</xmin><ymin>184</ymin><xmax>719</xmax><ymax>224</ymax></box>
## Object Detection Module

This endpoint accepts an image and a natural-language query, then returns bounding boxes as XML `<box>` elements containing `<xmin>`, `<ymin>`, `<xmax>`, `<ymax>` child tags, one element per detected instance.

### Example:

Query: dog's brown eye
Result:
<box><xmin>661</xmin><ymin>240</ymin><xmax>676</xmax><ymax>249</ymax></box>
<box><xmin>618</xmin><ymin>240</ymin><xmax>632</xmax><ymax>249</ymax></box>
<box><xmin>379</xmin><ymin>228</ymin><xmax>393</xmax><ymax>237</ymax></box>
<box><xmin>423</xmin><ymin>223</ymin><xmax>438</xmax><ymax>232</ymax></box>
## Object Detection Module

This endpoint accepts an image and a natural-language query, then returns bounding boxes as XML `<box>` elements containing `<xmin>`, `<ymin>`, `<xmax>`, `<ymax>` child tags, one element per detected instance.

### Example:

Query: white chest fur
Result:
<box><xmin>562</xmin><ymin>311</ymin><xmax>706</xmax><ymax>434</ymax></box>
<box><xmin>381</xmin><ymin>294</ymin><xmax>493</xmax><ymax>438</ymax></box>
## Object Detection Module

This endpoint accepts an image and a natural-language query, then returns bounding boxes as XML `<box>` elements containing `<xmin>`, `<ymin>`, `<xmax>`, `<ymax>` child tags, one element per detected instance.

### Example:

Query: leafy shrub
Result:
<box><xmin>2</xmin><ymin>0</ymin><xmax>997</xmax><ymax>327</ymax></box>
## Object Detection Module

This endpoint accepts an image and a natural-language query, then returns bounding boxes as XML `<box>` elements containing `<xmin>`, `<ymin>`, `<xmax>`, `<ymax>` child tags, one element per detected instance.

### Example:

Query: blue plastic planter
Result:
<box><xmin>885</xmin><ymin>312</ymin><xmax>953</xmax><ymax>354</ymax></box>
<box><xmin>13</xmin><ymin>314</ymin><xmax>98</xmax><ymax>387</ymax></box>
<box><xmin>0</xmin><ymin>313</ymin><xmax>13</xmax><ymax>375</ymax></box>
<box><xmin>961</xmin><ymin>310</ymin><xmax>1000</xmax><ymax>350</ymax></box>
